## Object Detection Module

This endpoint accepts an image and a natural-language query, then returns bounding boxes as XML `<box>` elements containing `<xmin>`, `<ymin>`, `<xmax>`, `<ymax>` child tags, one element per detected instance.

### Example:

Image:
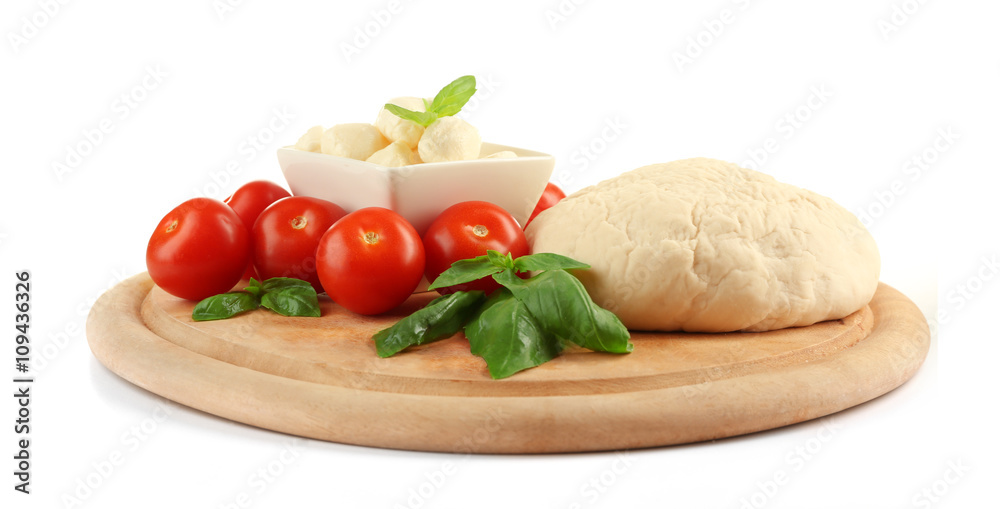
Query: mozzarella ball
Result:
<box><xmin>320</xmin><ymin>123</ymin><xmax>389</xmax><ymax>160</ymax></box>
<box><xmin>483</xmin><ymin>150</ymin><xmax>517</xmax><ymax>159</ymax></box>
<box><xmin>527</xmin><ymin>158</ymin><xmax>880</xmax><ymax>333</ymax></box>
<box><xmin>293</xmin><ymin>125</ymin><xmax>324</xmax><ymax>152</ymax></box>
<box><xmin>375</xmin><ymin>97</ymin><xmax>427</xmax><ymax>149</ymax></box>
<box><xmin>366</xmin><ymin>141</ymin><xmax>417</xmax><ymax>167</ymax></box>
<box><xmin>417</xmin><ymin>116</ymin><xmax>481</xmax><ymax>163</ymax></box>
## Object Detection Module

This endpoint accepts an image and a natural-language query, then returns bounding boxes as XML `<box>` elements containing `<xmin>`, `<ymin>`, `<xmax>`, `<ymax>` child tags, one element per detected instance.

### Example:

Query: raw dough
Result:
<box><xmin>525</xmin><ymin>158</ymin><xmax>880</xmax><ymax>332</ymax></box>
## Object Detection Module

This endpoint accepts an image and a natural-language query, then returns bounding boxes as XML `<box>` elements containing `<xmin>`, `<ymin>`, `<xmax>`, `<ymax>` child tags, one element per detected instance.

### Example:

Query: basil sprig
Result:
<box><xmin>384</xmin><ymin>75</ymin><xmax>477</xmax><ymax>127</ymax></box>
<box><xmin>373</xmin><ymin>251</ymin><xmax>633</xmax><ymax>379</ymax></box>
<box><xmin>464</xmin><ymin>288</ymin><xmax>561</xmax><ymax>380</ymax></box>
<box><xmin>192</xmin><ymin>277</ymin><xmax>321</xmax><ymax>321</ymax></box>
<box><xmin>373</xmin><ymin>290</ymin><xmax>487</xmax><ymax>357</ymax></box>
<box><xmin>191</xmin><ymin>291</ymin><xmax>259</xmax><ymax>321</ymax></box>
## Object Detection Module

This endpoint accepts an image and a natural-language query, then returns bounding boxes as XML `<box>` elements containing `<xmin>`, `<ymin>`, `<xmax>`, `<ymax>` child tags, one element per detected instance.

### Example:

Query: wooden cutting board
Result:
<box><xmin>87</xmin><ymin>274</ymin><xmax>929</xmax><ymax>453</ymax></box>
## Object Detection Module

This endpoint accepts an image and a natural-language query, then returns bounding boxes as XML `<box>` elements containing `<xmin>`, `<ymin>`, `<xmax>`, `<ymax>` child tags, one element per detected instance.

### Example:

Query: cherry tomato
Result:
<box><xmin>525</xmin><ymin>182</ymin><xmax>567</xmax><ymax>228</ymax></box>
<box><xmin>316</xmin><ymin>207</ymin><xmax>425</xmax><ymax>315</ymax></box>
<box><xmin>252</xmin><ymin>196</ymin><xmax>347</xmax><ymax>292</ymax></box>
<box><xmin>146</xmin><ymin>198</ymin><xmax>251</xmax><ymax>300</ymax></box>
<box><xmin>224</xmin><ymin>180</ymin><xmax>291</xmax><ymax>280</ymax></box>
<box><xmin>423</xmin><ymin>201</ymin><xmax>529</xmax><ymax>295</ymax></box>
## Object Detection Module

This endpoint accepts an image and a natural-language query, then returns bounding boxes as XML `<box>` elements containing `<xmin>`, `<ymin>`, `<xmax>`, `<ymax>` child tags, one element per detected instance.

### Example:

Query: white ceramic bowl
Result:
<box><xmin>277</xmin><ymin>142</ymin><xmax>555</xmax><ymax>235</ymax></box>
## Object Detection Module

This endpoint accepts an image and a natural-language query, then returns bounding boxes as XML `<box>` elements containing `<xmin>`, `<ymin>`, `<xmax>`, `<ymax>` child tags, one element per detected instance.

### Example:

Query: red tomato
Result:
<box><xmin>252</xmin><ymin>196</ymin><xmax>347</xmax><ymax>292</ymax></box>
<box><xmin>224</xmin><ymin>180</ymin><xmax>291</xmax><ymax>280</ymax></box>
<box><xmin>146</xmin><ymin>198</ymin><xmax>251</xmax><ymax>300</ymax></box>
<box><xmin>316</xmin><ymin>207</ymin><xmax>425</xmax><ymax>315</ymax></box>
<box><xmin>422</xmin><ymin>201</ymin><xmax>529</xmax><ymax>295</ymax></box>
<box><xmin>525</xmin><ymin>182</ymin><xmax>567</xmax><ymax>228</ymax></box>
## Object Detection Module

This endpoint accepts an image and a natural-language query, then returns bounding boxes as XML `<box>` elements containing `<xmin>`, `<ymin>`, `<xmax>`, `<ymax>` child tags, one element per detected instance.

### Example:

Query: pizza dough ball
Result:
<box><xmin>375</xmin><ymin>96</ymin><xmax>427</xmax><ymax>150</ymax></box>
<box><xmin>294</xmin><ymin>125</ymin><xmax>324</xmax><ymax>152</ymax></box>
<box><xmin>366</xmin><ymin>141</ymin><xmax>418</xmax><ymax>167</ymax></box>
<box><xmin>320</xmin><ymin>123</ymin><xmax>389</xmax><ymax>161</ymax></box>
<box><xmin>417</xmin><ymin>116</ymin><xmax>481</xmax><ymax>163</ymax></box>
<box><xmin>526</xmin><ymin>158</ymin><xmax>880</xmax><ymax>333</ymax></box>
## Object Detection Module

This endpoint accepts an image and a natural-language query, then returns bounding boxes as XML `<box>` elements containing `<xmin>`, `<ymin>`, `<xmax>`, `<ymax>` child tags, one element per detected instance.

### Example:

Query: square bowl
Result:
<box><xmin>277</xmin><ymin>142</ymin><xmax>555</xmax><ymax>235</ymax></box>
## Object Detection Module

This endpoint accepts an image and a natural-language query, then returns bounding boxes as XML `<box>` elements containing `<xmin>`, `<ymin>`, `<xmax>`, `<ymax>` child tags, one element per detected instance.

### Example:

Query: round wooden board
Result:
<box><xmin>86</xmin><ymin>274</ymin><xmax>929</xmax><ymax>453</ymax></box>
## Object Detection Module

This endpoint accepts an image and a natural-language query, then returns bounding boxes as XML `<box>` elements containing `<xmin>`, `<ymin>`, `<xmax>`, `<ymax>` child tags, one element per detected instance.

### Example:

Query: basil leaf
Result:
<box><xmin>464</xmin><ymin>288</ymin><xmax>562</xmax><ymax>379</ymax></box>
<box><xmin>384</xmin><ymin>104</ymin><xmax>439</xmax><ymax>127</ymax></box>
<box><xmin>485</xmin><ymin>249</ymin><xmax>515</xmax><ymax>270</ymax></box>
<box><xmin>192</xmin><ymin>291</ymin><xmax>260</xmax><ymax>321</ymax></box>
<box><xmin>260</xmin><ymin>285</ymin><xmax>321</xmax><ymax>317</ymax></box>
<box><xmin>491</xmin><ymin>268</ymin><xmax>524</xmax><ymax>289</ymax></box>
<box><xmin>373</xmin><ymin>290</ymin><xmax>486</xmax><ymax>358</ymax></box>
<box><xmin>513</xmin><ymin>252</ymin><xmax>591</xmax><ymax>272</ymax></box>
<box><xmin>427</xmin><ymin>255</ymin><xmax>503</xmax><ymax>290</ymax></box>
<box><xmin>428</xmin><ymin>75</ymin><xmax>477</xmax><ymax>117</ymax></box>
<box><xmin>507</xmin><ymin>270</ymin><xmax>633</xmax><ymax>354</ymax></box>
<box><xmin>244</xmin><ymin>277</ymin><xmax>263</xmax><ymax>298</ymax></box>
<box><xmin>261</xmin><ymin>277</ymin><xmax>314</xmax><ymax>293</ymax></box>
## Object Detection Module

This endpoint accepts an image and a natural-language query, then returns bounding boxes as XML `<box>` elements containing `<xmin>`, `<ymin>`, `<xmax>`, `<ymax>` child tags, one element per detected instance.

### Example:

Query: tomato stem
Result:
<box><xmin>363</xmin><ymin>231</ymin><xmax>379</xmax><ymax>245</ymax></box>
<box><xmin>165</xmin><ymin>220</ymin><xmax>178</xmax><ymax>233</ymax></box>
<box><xmin>290</xmin><ymin>216</ymin><xmax>308</xmax><ymax>230</ymax></box>
<box><xmin>472</xmin><ymin>225</ymin><xmax>489</xmax><ymax>238</ymax></box>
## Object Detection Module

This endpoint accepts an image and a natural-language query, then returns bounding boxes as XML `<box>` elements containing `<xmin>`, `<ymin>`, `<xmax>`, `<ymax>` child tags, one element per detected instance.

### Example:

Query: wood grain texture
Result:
<box><xmin>87</xmin><ymin>274</ymin><xmax>930</xmax><ymax>453</ymax></box>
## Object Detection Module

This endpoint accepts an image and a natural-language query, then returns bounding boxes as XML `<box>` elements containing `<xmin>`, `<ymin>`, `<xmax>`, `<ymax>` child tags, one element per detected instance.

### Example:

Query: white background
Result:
<box><xmin>1</xmin><ymin>0</ymin><xmax>996</xmax><ymax>507</ymax></box>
